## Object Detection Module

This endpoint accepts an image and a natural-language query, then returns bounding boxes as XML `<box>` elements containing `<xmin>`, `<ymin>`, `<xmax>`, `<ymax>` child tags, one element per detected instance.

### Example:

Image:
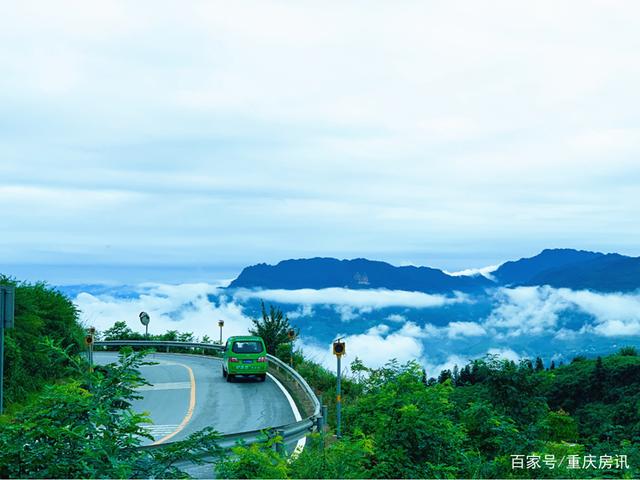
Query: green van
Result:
<box><xmin>222</xmin><ymin>336</ymin><xmax>268</xmax><ymax>382</ymax></box>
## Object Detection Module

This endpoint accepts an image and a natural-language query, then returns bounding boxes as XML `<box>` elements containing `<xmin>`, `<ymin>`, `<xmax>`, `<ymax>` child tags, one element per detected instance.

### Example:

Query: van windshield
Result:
<box><xmin>232</xmin><ymin>341</ymin><xmax>264</xmax><ymax>354</ymax></box>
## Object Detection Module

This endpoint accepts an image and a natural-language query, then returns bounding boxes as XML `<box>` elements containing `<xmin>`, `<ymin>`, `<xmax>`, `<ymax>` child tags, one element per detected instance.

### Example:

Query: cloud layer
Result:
<box><xmin>233</xmin><ymin>287</ymin><xmax>470</xmax><ymax>309</ymax></box>
<box><xmin>75</xmin><ymin>283</ymin><xmax>255</xmax><ymax>340</ymax></box>
<box><xmin>2</xmin><ymin>2</ymin><xmax>640</xmax><ymax>271</ymax></box>
<box><xmin>73</xmin><ymin>282</ymin><xmax>640</xmax><ymax>378</ymax></box>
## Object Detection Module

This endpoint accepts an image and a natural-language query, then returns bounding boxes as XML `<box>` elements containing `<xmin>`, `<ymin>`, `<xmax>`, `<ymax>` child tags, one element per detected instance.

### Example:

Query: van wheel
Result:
<box><xmin>226</xmin><ymin>374</ymin><xmax>234</xmax><ymax>382</ymax></box>
<box><xmin>222</xmin><ymin>367</ymin><xmax>227</xmax><ymax>378</ymax></box>
<box><xmin>258</xmin><ymin>374</ymin><xmax>266</xmax><ymax>382</ymax></box>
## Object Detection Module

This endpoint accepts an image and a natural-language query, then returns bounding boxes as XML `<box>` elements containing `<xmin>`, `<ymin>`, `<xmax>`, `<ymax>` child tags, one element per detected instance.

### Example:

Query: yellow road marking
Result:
<box><xmin>151</xmin><ymin>362</ymin><xmax>197</xmax><ymax>445</ymax></box>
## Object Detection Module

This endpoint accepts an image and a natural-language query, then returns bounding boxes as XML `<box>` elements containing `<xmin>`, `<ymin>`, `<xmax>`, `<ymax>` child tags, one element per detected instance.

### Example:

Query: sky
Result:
<box><xmin>2</xmin><ymin>1</ymin><xmax>640</xmax><ymax>283</ymax></box>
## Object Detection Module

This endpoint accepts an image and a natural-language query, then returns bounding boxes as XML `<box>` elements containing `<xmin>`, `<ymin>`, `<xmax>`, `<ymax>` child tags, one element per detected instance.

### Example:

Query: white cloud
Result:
<box><xmin>554</xmin><ymin>328</ymin><xmax>579</xmax><ymax>341</ymax></box>
<box><xmin>484</xmin><ymin>286</ymin><xmax>640</xmax><ymax>338</ymax></box>
<box><xmin>484</xmin><ymin>286</ymin><xmax>571</xmax><ymax>336</ymax></box>
<box><xmin>69</xmin><ymin>280</ymin><xmax>640</xmax><ymax>384</ymax></box>
<box><xmin>386</xmin><ymin>313</ymin><xmax>406</xmax><ymax>323</ymax></box>
<box><xmin>299</xmin><ymin>322</ymin><xmax>426</xmax><ymax>372</ymax></box>
<box><xmin>334</xmin><ymin>305</ymin><xmax>359</xmax><ymax>322</ymax></box>
<box><xmin>398</xmin><ymin>321</ymin><xmax>429</xmax><ymax>338</ymax></box>
<box><xmin>423</xmin><ymin>354</ymin><xmax>469</xmax><ymax>378</ymax></box>
<box><xmin>337</xmin><ymin>328</ymin><xmax>425</xmax><ymax>370</ymax></box>
<box><xmin>559</xmin><ymin>289</ymin><xmax>640</xmax><ymax>337</ymax></box>
<box><xmin>447</xmin><ymin>321</ymin><xmax>487</xmax><ymax>339</ymax></box>
<box><xmin>396</xmin><ymin>320</ymin><xmax>487</xmax><ymax>339</ymax></box>
<box><xmin>1</xmin><ymin>2</ymin><xmax>640</xmax><ymax>268</ymax></box>
<box><xmin>287</xmin><ymin>304</ymin><xmax>314</xmax><ymax>319</ymax></box>
<box><xmin>446</xmin><ymin>264</ymin><xmax>500</xmax><ymax>280</ymax></box>
<box><xmin>366</xmin><ymin>324</ymin><xmax>390</xmax><ymax>336</ymax></box>
<box><xmin>486</xmin><ymin>348</ymin><xmax>521</xmax><ymax>363</ymax></box>
<box><xmin>233</xmin><ymin>287</ymin><xmax>470</xmax><ymax>309</ymax></box>
<box><xmin>74</xmin><ymin>283</ymin><xmax>255</xmax><ymax>341</ymax></box>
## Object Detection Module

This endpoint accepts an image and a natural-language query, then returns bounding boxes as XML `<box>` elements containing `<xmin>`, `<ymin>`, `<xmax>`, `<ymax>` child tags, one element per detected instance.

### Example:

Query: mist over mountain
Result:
<box><xmin>229</xmin><ymin>249</ymin><xmax>640</xmax><ymax>293</ymax></box>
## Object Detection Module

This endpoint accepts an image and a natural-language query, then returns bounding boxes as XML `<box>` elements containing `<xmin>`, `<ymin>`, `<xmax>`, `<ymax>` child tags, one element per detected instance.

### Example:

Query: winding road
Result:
<box><xmin>94</xmin><ymin>351</ymin><xmax>298</xmax><ymax>445</ymax></box>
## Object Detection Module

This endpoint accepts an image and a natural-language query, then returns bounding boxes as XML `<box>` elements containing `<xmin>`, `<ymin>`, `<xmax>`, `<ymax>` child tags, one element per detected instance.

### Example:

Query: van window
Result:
<box><xmin>232</xmin><ymin>341</ymin><xmax>264</xmax><ymax>354</ymax></box>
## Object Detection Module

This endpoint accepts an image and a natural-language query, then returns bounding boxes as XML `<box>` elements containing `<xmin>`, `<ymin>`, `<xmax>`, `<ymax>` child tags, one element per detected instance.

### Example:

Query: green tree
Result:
<box><xmin>345</xmin><ymin>361</ymin><xmax>464</xmax><ymax>478</ymax></box>
<box><xmin>0</xmin><ymin>347</ymin><xmax>221</xmax><ymax>478</ymax></box>
<box><xmin>215</xmin><ymin>436</ymin><xmax>289</xmax><ymax>479</ymax></box>
<box><xmin>289</xmin><ymin>434</ymin><xmax>374</xmax><ymax>479</ymax></box>
<box><xmin>249</xmin><ymin>302</ymin><xmax>297</xmax><ymax>355</ymax></box>
<box><xmin>102</xmin><ymin>320</ymin><xmax>136</xmax><ymax>340</ymax></box>
<box><xmin>0</xmin><ymin>276</ymin><xmax>85</xmax><ymax>406</ymax></box>
<box><xmin>537</xmin><ymin>409</ymin><xmax>578</xmax><ymax>443</ymax></box>
<box><xmin>482</xmin><ymin>356</ymin><xmax>548</xmax><ymax>428</ymax></box>
<box><xmin>618</xmin><ymin>346</ymin><xmax>638</xmax><ymax>356</ymax></box>
<box><xmin>460</xmin><ymin>400</ymin><xmax>521</xmax><ymax>457</ymax></box>
<box><xmin>590</xmin><ymin>356</ymin><xmax>606</xmax><ymax>400</ymax></box>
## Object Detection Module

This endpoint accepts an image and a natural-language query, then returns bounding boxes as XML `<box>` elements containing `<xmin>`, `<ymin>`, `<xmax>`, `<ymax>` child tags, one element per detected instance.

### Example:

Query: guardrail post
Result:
<box><xmin>322</xmin><ymin>405</ymin><xmax>328</xmax><ymax>433</ymax></box>
<box><xmin>316</xmin><ymin>395</ymin><xmax>323</xmax><ymax>431</ymax></box>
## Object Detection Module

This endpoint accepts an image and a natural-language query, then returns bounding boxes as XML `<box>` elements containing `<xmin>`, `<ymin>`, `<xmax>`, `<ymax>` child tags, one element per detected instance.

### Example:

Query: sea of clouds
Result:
<box><xmin>72</xmin><ymin>283</ymin><xmax>640</xmax><ymax>377</ymax></box>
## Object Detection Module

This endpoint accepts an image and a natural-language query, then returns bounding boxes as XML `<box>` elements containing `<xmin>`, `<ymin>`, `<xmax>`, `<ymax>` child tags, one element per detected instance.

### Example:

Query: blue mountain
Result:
<box><xmin>228</xmin><ymin>257</ymin><xmax>493</xmax><ymax>293</ymax></box>
<box><xmin>524</xmin><ymin>253</ymin><xmax>640</xmax><ymax>292</ymax></box>
<box><xmin>229</xmin><ymin>249</ymin><xmax>640</xmax><ymax>293</ymax></box>
<box><xmin>494</xmin><ymin>248</ymin><xmax>640</xmax><ymax>292</ymax></box>
<box><xmin>492</xmin><ymin>249</ymin><xmax>604</xmax><ymax>285</ymax></box>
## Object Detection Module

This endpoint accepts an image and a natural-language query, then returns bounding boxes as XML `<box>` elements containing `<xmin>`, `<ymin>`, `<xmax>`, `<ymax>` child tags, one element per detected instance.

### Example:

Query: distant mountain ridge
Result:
<box><xmin>228</xmin><ymin>257</ymin><xmax>493</xmax><ymax>294</ymax></box>
<box><xmin>229</xmin><ymin>249</ymin><xmax>640</xmax><ymax>293</ymax></box>
<box><xmin>492</xmin><ymin>249</ymin><xmax>604</xmax><ymax>285</ymax></box>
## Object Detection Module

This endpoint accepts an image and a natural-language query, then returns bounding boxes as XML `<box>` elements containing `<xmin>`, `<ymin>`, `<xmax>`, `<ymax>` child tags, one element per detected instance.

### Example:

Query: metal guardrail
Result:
<box><xmin>94</xmin><ymin>340</ymin><xmax>322</xmax><ymax>455</ymax></box>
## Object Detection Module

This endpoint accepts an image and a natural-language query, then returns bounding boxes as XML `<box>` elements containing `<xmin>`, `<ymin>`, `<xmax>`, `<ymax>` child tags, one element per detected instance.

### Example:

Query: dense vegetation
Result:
<box><xmin>2</xmin><ymin>284</ymin><xmax>638</xmax><ymax>479</ymax></box>
<box><xmin>0</xmin><ymin>276</ymin><xmax>85</xmax><ymax>407</ymax></box>
<box><xmin>219</xmin><ymin>348</ymin><xmax>640</xmax><ymax>479</ymax></box>
<box><xmin>0</xmin><ymin>347</ymin><xmax>221</xmax><ymax>478</ymax></box>
<box><xmin>208</xmin><ymin>305</ymin><xmax>640</xmax><ymax>478</ymax></box>
<box><xmin>0</xmin><ymin>276</ymin><xmax>222</xmax><ymax>478</ymax></box>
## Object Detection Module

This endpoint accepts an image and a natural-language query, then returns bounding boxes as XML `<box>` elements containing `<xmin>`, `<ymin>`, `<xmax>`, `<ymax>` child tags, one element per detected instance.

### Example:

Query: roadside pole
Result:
<box><xmin>88</xmin><ymin>327</ymin><xmax>95</xmax><ymax>367</ymax></box>
<box><xmin>218</xmin><ymin>320</ymin><xmax>224</xmax><ymax>344</ymax></box>
<box><xmin>287</xmin><ymin>328</ymin><xmax>296</xmax><ymax>368</ymax></box>
<box><xmin>0</xmin><ymin>285</ymin><xmax>15</xmax><ymax>415</ymax></box>
<box><xmin>85</xmin><ymin>331</ymin><xmax>94</xmax><ymax>372</ymax></box>
<box><xmin>336</xmin><ymin>355</ymin><xmax>341</xmax><ymax>437</ymax></box>
<box><xmin>0</xmin><ymin>323</ymin><xmax>3</xmax><ymax>413</ymax></box>
<box><xmin>332</xmin><ymin>338</ymin><xmax>345</xmax><ymax>438</ymax></box>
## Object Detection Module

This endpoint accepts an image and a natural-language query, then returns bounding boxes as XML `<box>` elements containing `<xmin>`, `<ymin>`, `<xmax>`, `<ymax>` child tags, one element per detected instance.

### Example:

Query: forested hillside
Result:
<box><xmin>223</xmin><ymin>348</ymin><xmax>640</xmax><ymax>478</ymax></box>
<box><xmin>0</xmin><ymin>276</ymin><xmax>85</xmax><ymax>407</ymax></box>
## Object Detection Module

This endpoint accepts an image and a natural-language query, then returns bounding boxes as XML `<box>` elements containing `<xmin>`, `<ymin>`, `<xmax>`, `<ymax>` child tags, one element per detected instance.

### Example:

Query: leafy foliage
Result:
<box><xmin>344</xmin><ymin>361</ymin><xmax>464</xmax><ymax>478</ymax></box>
<box><xmin>102</xmin><ymin>321</ymin><xmax>194</xmax><ymax>343</ymax></box>
<box><xmin>0</xmin><ymin>347</ymin><xmax>221</xmax><ymax>478</ymax></box>
<box><xmin>225</xmin><ymin>349</ymin><xmax>640</xmax><ymax>479</ymax></box>
<box><xmin>289</xmin><ymin>434</ymin><xmax>374</xmax><ymax>479</ymax></box>
<box><xmin>0</xmin><ymin>276</ymin><xmax>85</xmax><ymax>406</ymax></box>
<box><xmin>215</xmin><ymin>435</ymin><xmax>289</xmax><ymax>479</ymax></box>
<box><xmin>249</xmin><ymin>302</ymin><xmax>297</xmax><ymax>356</ymax></box>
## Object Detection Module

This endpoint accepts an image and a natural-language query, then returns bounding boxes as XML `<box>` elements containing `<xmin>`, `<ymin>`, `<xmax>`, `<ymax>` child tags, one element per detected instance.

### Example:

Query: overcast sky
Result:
<box><xmin>2</xmin><ymin>1</ymin><xmax>639</xmax><ymax>281</ymax></box>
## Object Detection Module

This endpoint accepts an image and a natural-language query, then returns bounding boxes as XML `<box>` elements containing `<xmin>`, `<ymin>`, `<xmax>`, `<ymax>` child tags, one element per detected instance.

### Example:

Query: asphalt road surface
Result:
<box><xmin>94</xmin><ymin>351</ymin><xmax>297</xmax><ymax>446</ymax></box>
